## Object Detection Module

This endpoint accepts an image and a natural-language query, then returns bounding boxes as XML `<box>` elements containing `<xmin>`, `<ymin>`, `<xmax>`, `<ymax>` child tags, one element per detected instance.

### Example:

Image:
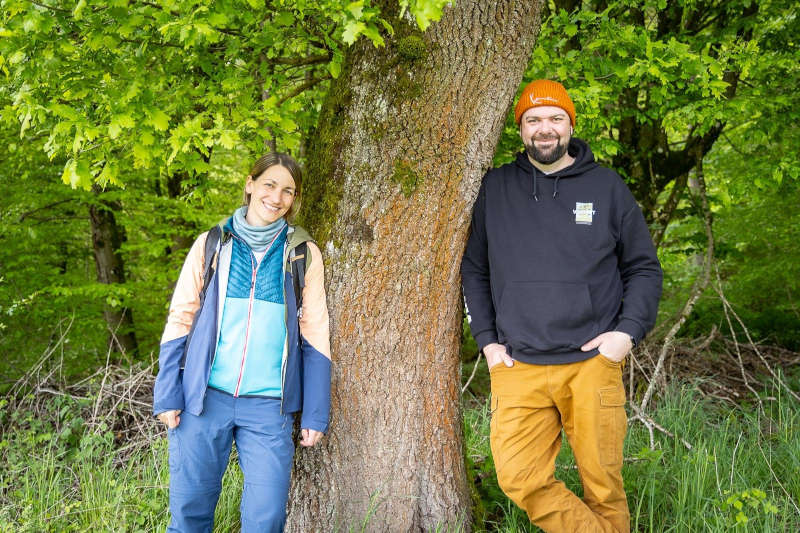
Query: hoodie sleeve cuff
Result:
<box><xmin>475</xmin><ymin>330</ymin><xmax>499</xmax><ymax>351</ymax></box>
<box><xmin>300</xmin><ymin>416</ymin><xmax>329</xmax><ymax>434</ymax></box>
<box><xmin>153</xmin><ymin>395</ymin><xmax>185</xmax><ymax>418</ymax></box>
<box><xmin>615</xmin><ymin>318</ymin><xmax>646</xmax><ymax>346</ymax></box>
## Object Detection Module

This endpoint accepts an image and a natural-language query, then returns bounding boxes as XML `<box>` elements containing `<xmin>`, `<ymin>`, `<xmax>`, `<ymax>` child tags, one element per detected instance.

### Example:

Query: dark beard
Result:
<box><xmin>526</xmin><ymin>137</ymin><xmax>568</xmax><ymax>165</ymax></box>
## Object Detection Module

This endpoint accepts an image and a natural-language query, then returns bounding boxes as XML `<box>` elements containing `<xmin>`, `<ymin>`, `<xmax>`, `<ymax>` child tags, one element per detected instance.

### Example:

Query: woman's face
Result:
<box><xmin>245</xmin><ymin>165</ymin><xmax>296</xmax><ymax>226</ymax></box>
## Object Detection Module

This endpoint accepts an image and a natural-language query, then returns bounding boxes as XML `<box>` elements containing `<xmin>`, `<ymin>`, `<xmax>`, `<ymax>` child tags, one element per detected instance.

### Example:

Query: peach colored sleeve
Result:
<box><xmin>160</xmin><ymin>232</ymin><xmax>208</xmax><ymax>344</ymax></box>
<box><xmin>299</xmin><ymin>241</ymin><xmax>331</xmax><ymax>360</ymax></box>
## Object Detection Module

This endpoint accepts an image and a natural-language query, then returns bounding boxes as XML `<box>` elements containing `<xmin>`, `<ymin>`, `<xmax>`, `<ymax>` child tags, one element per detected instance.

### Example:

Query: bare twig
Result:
<box><xmin>713</xmin><ymin>273</ymin><xmax>800</xmax><ymax>402</ymax></box>
<box><xmin>629</xmin><ymin>403</ymin><xmax>693</xmax><ymax>450</ymax></box>
<box><xmin>461</xmin><ymin>352</ymin><xmax>483</xmax><ymax>395</ymax></box>
<box><xmin>36</xmin><ymin>387</ymin><xmax>91</xmax><ymax>401</ymax></box>
<box><xmin>92</xmin><ymin>339</ymin><xmax>114</xmax><ymax>428</ymax></box>
<box><xmin>10</xmin><ymin>316</ymin><xmax>75</xmax><ymax>397</ymax></box>
<box><xmin>688</xmin><ymin>324</ymin><xmax>718</xmax><ymax>356</ymax></box>
<box><xmin>715</xmin><ymin>268</ymin><xmax>763</xmax><ymax>409</ymax></box>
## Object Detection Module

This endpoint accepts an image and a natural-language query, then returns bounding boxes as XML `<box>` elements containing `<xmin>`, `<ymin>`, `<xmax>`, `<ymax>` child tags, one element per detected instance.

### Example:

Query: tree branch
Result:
<box><xmin>277</xmin><ymin>74</ymin><xmax>331</xmax><ymax>105</ymax></box>
<box><xmin>119</xmin><ymin>37</ymin><xmax>183</xmax><ymax>49</ymax></box>
<box><xmin>652</xmin><ymin>171</ymin><xmax>688</xmax><ymax>249</ymax></box>
<box><xmin>268</xmin><ymin>53</ymin><xmax>332</xmax><ymax>67</ymax></box>
<box><xmin>133</xmin><ymin>0</ymin><xmax>179</xmax><ymax>17</ymax></box>
<box><xmin>28</xmin><ymin>0</ymin><xmax>71</xmax><ymax>13</ymax></box>
<box><xmin>18</xmin><ymin>199</ymin><xmax>78</xmax><ymax>222</ymax></box>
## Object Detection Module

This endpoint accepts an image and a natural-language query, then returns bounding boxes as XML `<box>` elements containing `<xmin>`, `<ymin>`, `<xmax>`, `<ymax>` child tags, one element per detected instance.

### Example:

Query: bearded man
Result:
<box><xmin>461</xmin><ymin>79</ymin><xmax>663</xmax><ymax>532</ymax></box>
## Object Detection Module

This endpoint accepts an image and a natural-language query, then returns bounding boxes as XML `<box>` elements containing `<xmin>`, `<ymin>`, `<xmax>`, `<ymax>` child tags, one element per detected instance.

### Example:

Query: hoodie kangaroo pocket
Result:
<box><xmin>496</xmin><ymin>281</ymin><xmax>598</xmax><ymax>353</ymax></box>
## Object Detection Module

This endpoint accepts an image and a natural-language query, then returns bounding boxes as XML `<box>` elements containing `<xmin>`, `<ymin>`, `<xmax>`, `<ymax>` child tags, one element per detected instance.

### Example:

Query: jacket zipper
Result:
<box><xmin>233</xmin><ymin>252</ymin><xmax>257</xmax><ymax>397</ymax></box>
<box><xmin>232</xmin><ymin>228</ymin><xmax>284</xmax><ymax>397</ymax></box>
<box><xmin>280</xmin><ymin>239</ymin><xmax>291</xmax><ymax>414</ymax></box>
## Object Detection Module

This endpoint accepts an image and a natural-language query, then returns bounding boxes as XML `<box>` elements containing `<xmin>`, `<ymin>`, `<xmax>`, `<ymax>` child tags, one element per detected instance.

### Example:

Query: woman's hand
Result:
<box><xmin>157</xmin><ymin>409</ymin><xmax>182</xmax><ymax>429</ymax></box>
<box><xmin>299</xmin><ymin>428</ymin><xmax>323</xmax><ymax>447</ymax></box>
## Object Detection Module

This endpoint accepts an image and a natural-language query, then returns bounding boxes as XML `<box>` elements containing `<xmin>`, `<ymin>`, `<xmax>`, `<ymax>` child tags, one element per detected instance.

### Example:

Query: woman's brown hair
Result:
<box><xmin>242</xmin><ymin>152</ymin><xmax>302</xmax><ymax>221</ymax></box>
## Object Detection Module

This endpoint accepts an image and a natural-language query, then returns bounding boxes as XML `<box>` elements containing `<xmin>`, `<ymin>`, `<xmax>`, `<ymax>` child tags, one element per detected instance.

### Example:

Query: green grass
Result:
<box><xmin>1</xmin><ymin>376</ymin><xmax>798</xmax><ymax>531</ymax></box>
<box><xmin>0</xmin><ymin>394</ymin><xmax>246</xmax><ymax>532</ymax></box>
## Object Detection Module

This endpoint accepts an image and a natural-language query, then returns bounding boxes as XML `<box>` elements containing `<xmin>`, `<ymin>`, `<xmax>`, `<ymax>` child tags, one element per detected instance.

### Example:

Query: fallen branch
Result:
<box><xmin>628</xmin><ymin>407</ymin><xmax>693</xmax><ymax>451</ymax></box>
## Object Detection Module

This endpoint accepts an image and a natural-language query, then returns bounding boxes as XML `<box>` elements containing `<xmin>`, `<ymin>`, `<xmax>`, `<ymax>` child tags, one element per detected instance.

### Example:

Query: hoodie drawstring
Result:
<box><xmin>531</xmin><ymin>167</ymin><xmax>561</xmax><ymax>200</ymax></box>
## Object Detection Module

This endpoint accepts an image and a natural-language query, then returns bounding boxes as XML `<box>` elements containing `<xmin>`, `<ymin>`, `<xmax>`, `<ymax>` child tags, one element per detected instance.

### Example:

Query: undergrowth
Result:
<box><xmin>1</xmin><ymin>374</ymin><xmax>798</xmax><ymax>531</ymax></box>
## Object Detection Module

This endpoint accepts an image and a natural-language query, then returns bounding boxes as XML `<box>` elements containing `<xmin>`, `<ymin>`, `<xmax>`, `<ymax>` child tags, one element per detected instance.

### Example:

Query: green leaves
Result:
<box><xmin>342</xmin><ymin>21</ymin><xmax>366</xmax><ymax>45</ymax></box>
<box><xmin>108</xmin><ymin>114</ymin><xmax>135</xmax><ymax>140</ymax></box>
<box><xmin>147</xmin><ymin>109</ymin><xmax>171</xmax><ymax>132</ymax></box>
<box><xmin>721</xmin><ymin>488</ymin><xmax>779</xmax><ymax>526</ymax></box>
<box><xmin>336</xmin><ymin>0</ymin><xmax>388</xmax><ymax>47</ymax></box>
<box><xmin>61</xmin><ymin>159</ymin><xmax>92</xmax><ymax>190</ymax></box>
<box><xmin>328</xmin><ymin>53</ymin><xmax>343</xmax><ymax>78</ymax></box>
<box><xmin>1</xmin><ymin>0</ymin><xmax>451</xmax><ymax>193</ymax></box>
<box><xmin>399</xmin><ymin>0</ymin><xmax>450</xmax><ymax>31</ymax></box>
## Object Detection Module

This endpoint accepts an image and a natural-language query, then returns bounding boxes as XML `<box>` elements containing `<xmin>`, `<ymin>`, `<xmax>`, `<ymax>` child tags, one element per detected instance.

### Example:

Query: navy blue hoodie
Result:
<box><xmin>461</xmin><ymin>138</ymin><xmax>662</xmax><ymax>365</ymax></box>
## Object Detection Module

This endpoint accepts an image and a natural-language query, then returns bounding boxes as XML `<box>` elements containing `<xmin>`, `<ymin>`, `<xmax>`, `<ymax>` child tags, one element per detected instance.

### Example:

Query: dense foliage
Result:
<box><xmin>1</xmin><ymin>0</ymin><xmax>797</xmax><ymax>382</ymax></box>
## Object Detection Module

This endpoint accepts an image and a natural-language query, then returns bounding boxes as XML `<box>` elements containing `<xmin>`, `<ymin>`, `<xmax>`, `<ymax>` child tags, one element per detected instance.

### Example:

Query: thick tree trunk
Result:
<box><xmin>288</xmin><ymin>2</ymin><xmax>543</xmax><ymax>531</ymax></box>
<box><xmin>88</xmin><ymin>186</ymin><xmax>138</xmax><ymax>355</ymax></box>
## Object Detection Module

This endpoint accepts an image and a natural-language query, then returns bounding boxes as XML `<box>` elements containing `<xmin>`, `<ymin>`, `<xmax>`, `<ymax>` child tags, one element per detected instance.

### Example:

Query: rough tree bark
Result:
<box><xmin>88</xmin><ymin>186</ymin><xmax>138</xmax><ymax>355</ymax></box>
<box><xmin>287</xmin><ymin>2</ymin><xmax>543</xmax><ymax>531</ymax></box>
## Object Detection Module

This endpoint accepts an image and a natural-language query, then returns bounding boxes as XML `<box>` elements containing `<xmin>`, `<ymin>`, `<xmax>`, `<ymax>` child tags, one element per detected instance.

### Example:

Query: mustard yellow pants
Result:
<box><xmin>489</xmin><ymin>354</ymin><xmax>629</xmax><ymax>533</ymax></box>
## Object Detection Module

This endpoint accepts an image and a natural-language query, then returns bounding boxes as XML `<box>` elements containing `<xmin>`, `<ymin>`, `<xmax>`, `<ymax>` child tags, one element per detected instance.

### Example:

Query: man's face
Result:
<box><xmin>519</xmin><ymin>106</ymin><xmax>572</xmax><ymax>165</ymax></box>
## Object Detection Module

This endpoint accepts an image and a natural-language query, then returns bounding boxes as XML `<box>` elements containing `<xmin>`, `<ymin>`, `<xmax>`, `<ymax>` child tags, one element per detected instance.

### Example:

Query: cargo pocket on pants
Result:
<box><xmin>598</xmin><ymin>386</ymin><xmax>627</xmax><ymax>466</ymax></box>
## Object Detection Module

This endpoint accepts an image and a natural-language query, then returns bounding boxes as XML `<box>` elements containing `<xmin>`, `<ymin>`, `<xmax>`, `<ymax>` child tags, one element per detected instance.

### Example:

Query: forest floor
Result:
<box><xmin>0</xmin><ymin>338</ymin><xmax>798</xmax><ymax>532</ymax></box>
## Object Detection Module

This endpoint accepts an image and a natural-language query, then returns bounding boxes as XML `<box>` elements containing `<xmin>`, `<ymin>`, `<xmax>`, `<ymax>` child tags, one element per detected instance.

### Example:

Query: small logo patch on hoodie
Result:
<box><xmin>574</xmin><ymin>202</ymin><xmax>596</xmax><ymax>225</ymax></box>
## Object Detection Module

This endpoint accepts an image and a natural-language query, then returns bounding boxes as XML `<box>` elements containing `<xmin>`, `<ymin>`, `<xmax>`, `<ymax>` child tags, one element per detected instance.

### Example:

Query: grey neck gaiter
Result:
<box><xmin>231</xmin><ymin>206</ymin><xmax>287</xmax><ymax>252</ymax></box>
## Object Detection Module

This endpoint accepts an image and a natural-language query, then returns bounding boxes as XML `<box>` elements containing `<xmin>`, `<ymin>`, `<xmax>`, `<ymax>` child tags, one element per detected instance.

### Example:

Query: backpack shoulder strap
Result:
<box><xmin>180</xmin><ymin>224</ymin><xmax>223</xmax><ymax>368</ymax></box>
<box><xmin>290</xmin><ymin>241</ymin><xmax>308</xmax><ymax>318</ymax></box>
<box><xmin>200</xmin><ymin>225</ymin><xmax>222</xmax><ymax>296</ymax></box>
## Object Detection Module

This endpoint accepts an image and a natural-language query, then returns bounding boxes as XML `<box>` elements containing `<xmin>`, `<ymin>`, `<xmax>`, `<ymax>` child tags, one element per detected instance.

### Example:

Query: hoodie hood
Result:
<box><xmin>514</xmin><ymin>138</ymin><xmax>600</xmax><ymax>200</ymax></box>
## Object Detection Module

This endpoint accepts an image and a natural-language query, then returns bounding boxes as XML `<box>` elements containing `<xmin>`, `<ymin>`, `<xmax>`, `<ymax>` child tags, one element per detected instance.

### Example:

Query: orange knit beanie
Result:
<box><xmin>514</xmin><ymin>79</ymin><xmax>576</xmax><ymax>127</ymax></box>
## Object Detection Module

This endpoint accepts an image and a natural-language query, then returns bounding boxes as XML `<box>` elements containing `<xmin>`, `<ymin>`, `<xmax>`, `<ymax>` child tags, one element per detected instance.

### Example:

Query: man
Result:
<box><xmin>461</xmin><ymin>79</ymin><xmax>662</xmax><ymax>532</ymax></box>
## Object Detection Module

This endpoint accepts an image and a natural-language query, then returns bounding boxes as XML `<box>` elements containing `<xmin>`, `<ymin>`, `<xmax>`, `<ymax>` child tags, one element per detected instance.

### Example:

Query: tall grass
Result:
<box><xmin>1</xmin><ymin>376</ymin><xmax>798</xmax><ymax>531</ymax></box>
<box><xmin>464</xmin><ymin>374</ymin><xmax>800</xmax><ymax>532</ymax></box>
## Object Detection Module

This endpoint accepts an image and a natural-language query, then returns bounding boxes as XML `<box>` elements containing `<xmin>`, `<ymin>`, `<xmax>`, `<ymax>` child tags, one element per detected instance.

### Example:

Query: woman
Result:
<box><xmin>153</xmin><ymin>152</ymin><xmax>331</xmax><ymax>532</ymax></box>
